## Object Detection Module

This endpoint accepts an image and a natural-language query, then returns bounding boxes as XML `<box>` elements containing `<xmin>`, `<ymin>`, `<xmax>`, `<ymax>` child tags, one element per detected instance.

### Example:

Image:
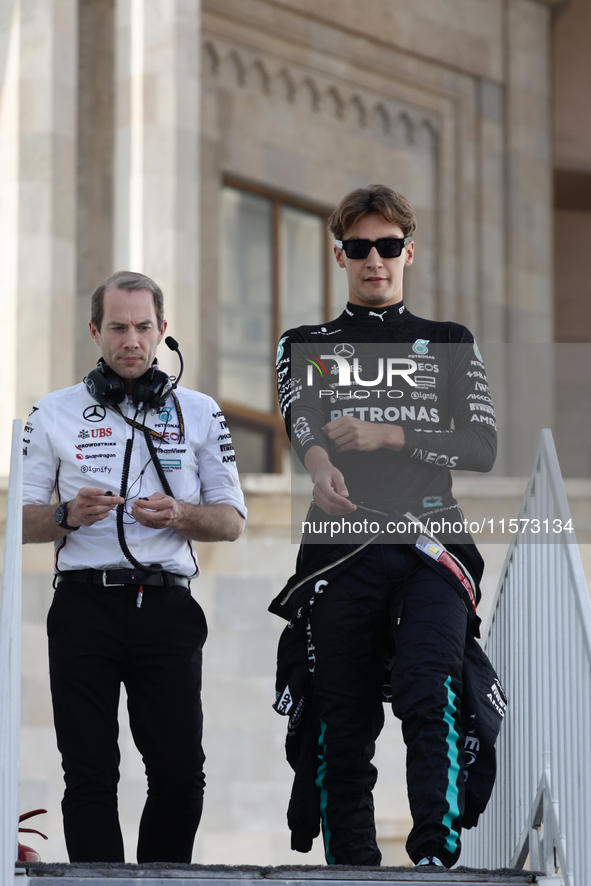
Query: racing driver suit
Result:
<box><xmin>273</xmin><ymin>299</ymin><xmax>497</xmax><ymax>867</ymax></box>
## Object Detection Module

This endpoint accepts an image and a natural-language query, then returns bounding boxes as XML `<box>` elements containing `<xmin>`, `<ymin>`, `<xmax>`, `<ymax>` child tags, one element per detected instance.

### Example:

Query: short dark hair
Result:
<box><xmin>91</xmin><ymin>271</ymin><xmax>165</xmax><ymax>331</ymax></box>
<box><xmin>328</xmin><ymin>184</ymin><xmax>417</xmax><ymax>240</ymax></box>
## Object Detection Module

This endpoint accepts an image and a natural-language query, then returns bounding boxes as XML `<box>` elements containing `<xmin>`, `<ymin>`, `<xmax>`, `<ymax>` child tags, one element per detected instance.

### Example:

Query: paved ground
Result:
<box><xmin>15</xmin><ymin>862</ymin><xmax>541</xmax><ymax>885</ymax></box>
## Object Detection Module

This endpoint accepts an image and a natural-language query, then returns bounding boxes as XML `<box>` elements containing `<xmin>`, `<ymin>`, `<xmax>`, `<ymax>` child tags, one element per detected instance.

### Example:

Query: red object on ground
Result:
<box><xmin>18</xmin><ymin>809</ymin><xmax>48</xmax><ymax>862</ymax></box>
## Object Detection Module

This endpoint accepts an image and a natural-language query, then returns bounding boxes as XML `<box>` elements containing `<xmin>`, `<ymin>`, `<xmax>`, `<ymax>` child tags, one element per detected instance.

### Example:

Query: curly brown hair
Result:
<box><xmin>328</xmin><ymin>184</ymin><xmax>416</xmax><ymax>240</ymax></box>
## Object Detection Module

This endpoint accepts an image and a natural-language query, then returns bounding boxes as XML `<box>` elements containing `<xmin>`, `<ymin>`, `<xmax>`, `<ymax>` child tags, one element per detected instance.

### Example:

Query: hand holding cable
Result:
<box><xmin>67</xmin><ymin>488</ymin><xmax>124</xmax><ymax>527</ymax></box>
<box><xmin>131</xmin><ymin>492</ymin><xmax>180</xmax><ymax>530</ymax></box>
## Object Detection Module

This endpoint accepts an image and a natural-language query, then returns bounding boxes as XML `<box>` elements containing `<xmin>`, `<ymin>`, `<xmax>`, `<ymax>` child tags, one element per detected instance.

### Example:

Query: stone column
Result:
<box><xmin>503</xmin><ymin>0</ymin><xmax>557</xmax><ymax>473</ymax></box>
<box><xmin>505</xmin><ymin>0</ymin><xmax>556</xmax><ymax>344</ymax></box>
<box><xmin>76</xmin><ymin>0</ymin><xmax>116</xmax><ymax>380</ymax></box>
<box><xmin>113</xmin><ymin>0</ymin><xmax>201</xmax><ymax>387</ymax></box>
<box><xmin>0</xmin><ymin>0</ymin><xmax>78</xmax><ymax>475</ymax></box>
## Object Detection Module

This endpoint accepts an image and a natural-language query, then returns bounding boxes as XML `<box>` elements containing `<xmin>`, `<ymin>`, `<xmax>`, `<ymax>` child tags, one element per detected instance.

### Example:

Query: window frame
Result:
<box><xmin>221</xmin><ymin>176</ymin><xmax>335</xmax><ymax>473</ymax></box>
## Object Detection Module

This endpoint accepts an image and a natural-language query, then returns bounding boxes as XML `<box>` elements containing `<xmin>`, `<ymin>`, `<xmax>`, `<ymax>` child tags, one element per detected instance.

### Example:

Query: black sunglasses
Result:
<box><xmin>335</xmin><ymin>236</ymin><xmax>412</xmax><ymax>260</ymax></box>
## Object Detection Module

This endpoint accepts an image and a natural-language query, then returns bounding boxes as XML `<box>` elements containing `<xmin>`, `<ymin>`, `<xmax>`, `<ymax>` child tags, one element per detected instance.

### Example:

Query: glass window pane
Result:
<box><xmin>280</xmin><ymin>206</ymin><xmax>324</xmax><ymax>331</ymax></box>
<box><xmin>231</xmin><ymin>425</ymin><xmax>270</xmax><ymax>474</ymax></box>
<box><xmin>220</xmin><ymin>187</ymin><xmax>273</xmax><ymax>412</ymax></box>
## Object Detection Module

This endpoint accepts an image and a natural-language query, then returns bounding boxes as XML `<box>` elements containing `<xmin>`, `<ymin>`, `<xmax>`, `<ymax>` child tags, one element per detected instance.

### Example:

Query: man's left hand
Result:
<box><xmin>322</xmin><ymin>417</ymin><xmax>405</xmax><ymax>452</ymax></box>
<box><xmin>132</xmin><ymin>492</ymin><xmax>178</xmax><ymax>529</ymax></box>
<box><xmin>131</xmin><ymin>493</ymin><xmax>245</xmax><ymax>541</ymax></box>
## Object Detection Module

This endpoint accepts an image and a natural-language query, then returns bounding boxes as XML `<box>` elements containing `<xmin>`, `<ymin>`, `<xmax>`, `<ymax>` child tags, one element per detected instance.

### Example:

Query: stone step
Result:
<box><xmin>15</xmin><ymin>863</ymin><xmax>548</xmax><ymax>886</ymax></box>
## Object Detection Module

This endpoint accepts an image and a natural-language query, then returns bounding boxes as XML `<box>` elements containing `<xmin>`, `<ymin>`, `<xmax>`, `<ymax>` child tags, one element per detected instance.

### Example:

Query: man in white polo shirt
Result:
<box><xmin>22</xmin><ymin>271</ymin><xmax>246</xmax><ymax>863</ymax></box>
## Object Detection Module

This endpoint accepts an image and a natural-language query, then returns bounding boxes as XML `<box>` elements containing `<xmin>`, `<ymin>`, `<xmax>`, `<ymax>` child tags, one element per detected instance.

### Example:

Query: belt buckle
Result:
<box><xmin>102</xmin><ymin>570</ymin><xmax>125</xmax><ymax>587</ymax></box>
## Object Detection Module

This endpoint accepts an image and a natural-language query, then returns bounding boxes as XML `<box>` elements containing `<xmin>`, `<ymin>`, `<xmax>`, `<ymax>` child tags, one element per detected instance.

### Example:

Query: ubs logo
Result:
<box><xmin>83</xmin><ymin>405</ymin><xmax>107</xmax><ymax>422</ymax></box>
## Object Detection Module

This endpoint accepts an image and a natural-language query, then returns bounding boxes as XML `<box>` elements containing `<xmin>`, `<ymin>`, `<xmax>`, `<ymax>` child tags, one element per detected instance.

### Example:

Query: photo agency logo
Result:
<box><xmin>291</xmin><ymin>341</ymin><xmax>449</xmax><ymax>427</ymax></box>
<box><xmin>291</xmin><ymin>341</ymin><xmax>494</xmax><ymax>429</ymax></box>
<box><xmin>303</xmin><ymin>342</ymin><xmax>420</xmax><ymax>401</ymax></box>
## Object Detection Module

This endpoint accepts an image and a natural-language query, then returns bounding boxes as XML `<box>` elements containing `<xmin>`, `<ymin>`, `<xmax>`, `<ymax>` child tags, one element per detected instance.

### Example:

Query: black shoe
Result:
<box><xmin>415</xmin><ymin>855</ymin><xmax>444</xmax><ymax>868</ymax></box>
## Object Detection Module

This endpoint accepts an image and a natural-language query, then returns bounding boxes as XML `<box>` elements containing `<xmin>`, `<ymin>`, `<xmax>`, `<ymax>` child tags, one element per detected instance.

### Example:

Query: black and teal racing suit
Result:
<box><xmin>273</xmin><ymin>300</ymin><xmax>497</xmax><ymax>867</ymax></box>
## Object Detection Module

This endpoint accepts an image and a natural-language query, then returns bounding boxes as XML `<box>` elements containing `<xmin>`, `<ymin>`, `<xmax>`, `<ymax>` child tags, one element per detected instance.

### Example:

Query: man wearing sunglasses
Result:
<box><xmin>274</xmin><ymin>185</ymin><xmax>497</xmax><ymax>869</ymax></box>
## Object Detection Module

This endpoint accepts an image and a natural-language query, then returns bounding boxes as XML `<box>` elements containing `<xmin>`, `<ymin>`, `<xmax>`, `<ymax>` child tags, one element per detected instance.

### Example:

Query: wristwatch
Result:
<box><xmin>54</xmin><ymin>501</ymin><xmax>80</xmax><ymax>531</ymax></box>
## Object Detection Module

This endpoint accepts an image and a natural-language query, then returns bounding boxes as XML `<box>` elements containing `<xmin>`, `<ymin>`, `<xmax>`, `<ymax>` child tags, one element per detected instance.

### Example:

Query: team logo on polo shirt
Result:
<box><xmin>83</xmin><ymin>405</ymin><xmax>107</xmax><ymax>422</ymax></box>
<box><xmin>159</xmin><ymin>458</ymin><xmax>182</xmax><ymax>471</ymax></box>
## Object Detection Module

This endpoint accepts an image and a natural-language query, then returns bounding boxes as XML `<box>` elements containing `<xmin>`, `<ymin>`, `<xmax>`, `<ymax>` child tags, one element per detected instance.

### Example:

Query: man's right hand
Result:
<box><xmin>23</xmin><ymin>488</ymin><xmax>124</xmax><ymax>544</ymax></box>
<box><xmin>304</xmin><ymin>446</ymin><xmax>357</xmax><ymax>515</ymax></box>
<box><xmin>67</xmin><ymin>488</ymin><xmax>124</xmax><ymax>527</ymax></box>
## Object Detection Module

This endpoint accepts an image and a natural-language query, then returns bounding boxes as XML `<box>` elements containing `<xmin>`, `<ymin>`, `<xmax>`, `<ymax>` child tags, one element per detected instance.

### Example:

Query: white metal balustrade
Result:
<box><xmin>462</xmin><ymin>429</ymin><xmax>591</xmax><ymax>886</ymax></box>
<box><xmin>0</xmin><ymin>421</ymin><xmax>23</xmax><ymax>886</ymax></box>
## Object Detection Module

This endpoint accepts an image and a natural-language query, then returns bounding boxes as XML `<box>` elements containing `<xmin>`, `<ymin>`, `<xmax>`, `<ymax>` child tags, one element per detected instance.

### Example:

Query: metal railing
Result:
<box><xmin>510</xmin><ymin>759</ymin><xmax>568</xmax><ymax>879</ymax></box>
<box><xmin>462</xmin><ymin>429</ymin><xmax>591</xmax><ymax>886</ymax></box>
<box><xmin>0</xmin><ymin>421</ymin><xmax>23</xmax><ymax>885</ymax></box>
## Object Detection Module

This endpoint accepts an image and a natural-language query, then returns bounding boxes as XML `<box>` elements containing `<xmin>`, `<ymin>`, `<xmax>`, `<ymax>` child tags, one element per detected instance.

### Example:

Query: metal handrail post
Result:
<box><xmin>0</xmin><ymin>420</ymin><xmax>24</xmax><ymax>886</ymax></box>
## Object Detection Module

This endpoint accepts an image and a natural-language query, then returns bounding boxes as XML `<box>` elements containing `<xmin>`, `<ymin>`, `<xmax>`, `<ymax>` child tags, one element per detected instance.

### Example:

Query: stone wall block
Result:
<box><xmin>237</xmin><ymin>629</ymin><xmax>280</xmax><ymax>678</ymax></box>
<box><xmin>202</xmin><ymin>629</ymin><xmax>242</xmax><ymax>678</ymax></box>
<box><xmin>214</xmin><ymin>575</ymin><xmax>274</xmax><ymax>628</ymax></box>
<box><xmin>202</xmin><ymin>677</ymin><xmax>274</xmax><ymax>730</ymax></box>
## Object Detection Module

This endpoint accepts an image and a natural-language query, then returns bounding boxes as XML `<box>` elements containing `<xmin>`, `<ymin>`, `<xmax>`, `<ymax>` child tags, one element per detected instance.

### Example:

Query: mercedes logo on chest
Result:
<box><xmin>334</xmin><ymin>342</ymin><xmax>355</xmax><ymax>358</ymax></box>
<box><xmin>83</xmin><ymin>404</ymin><xmax>107</xmax><ymax>422</ymax></box>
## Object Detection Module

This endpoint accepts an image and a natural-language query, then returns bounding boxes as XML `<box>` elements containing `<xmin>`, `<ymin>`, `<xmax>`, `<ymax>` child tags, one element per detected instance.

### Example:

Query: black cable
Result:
<box><xmin>112</xmin><ymin>390</ymin><xmax>179</xmax><ymax>573</ymax></box>
<box><xmin>124</xmin><ymin>405</ymin><xmax>172</xmax><ymax>505</ymax></box>
<box><xmin>143</xmin><ymin>427</ymin><xmax>174</xmax><ymax>497</ymax></box>
<box><xmin>116</xmin><ymin>437</ymin><xmax>163</xmax><ymax>573</ymax></box>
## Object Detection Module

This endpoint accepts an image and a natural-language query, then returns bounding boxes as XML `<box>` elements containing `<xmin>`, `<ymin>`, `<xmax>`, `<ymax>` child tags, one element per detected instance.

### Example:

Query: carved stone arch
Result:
<box><xmin>277</xmin><ymin>67</ymin><xmax>296</xmax><ymax>103</ymax></box>
<box><xmin>416</xmin><ymin>117</ymin><xmax>439</xmax><ymax>150</ymax></box>
<box><xmin>372</xmin><ymin>102</ymin><xmax>391</xmax><ymax>135</ymax></box>
<box><xmin>229</xmin><ymin>49</ymin><xmax>247</xmax><ymax>86</ymax></box>
<box><xmin>303</xmin><ymin>77</ymin><xmax>321</xmax><ymax>112</ymax></box>
<box><xmin>326</xmin><ymin>85</ymin><xmax>345</xmax><ymax>119</ymax></box>
<box><xmin>203</xmin><ymin>40</ymin><xmax>220</xmax><ymax>76</ymax></box>
<box><xmin>252</xmin><ymin>58</ymin><xmax>271</xmax><ymax>95</ymax></box>
<box><xmin>350</xmin><ymin>94</ymin><xmax>368</xmax><ymax>127</ymax></box>
<box><xmin>393</xmin><ymin>110</ymin><xmax>416</xmax><ymax>145</ymax></box>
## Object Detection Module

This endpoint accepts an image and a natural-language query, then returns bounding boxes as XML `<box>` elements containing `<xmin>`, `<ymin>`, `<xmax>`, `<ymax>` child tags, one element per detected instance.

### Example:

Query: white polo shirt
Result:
<box><xmin>22</xmin><ymin>384</ymin><xmax>247</xmax><ymax>577</ymax></box>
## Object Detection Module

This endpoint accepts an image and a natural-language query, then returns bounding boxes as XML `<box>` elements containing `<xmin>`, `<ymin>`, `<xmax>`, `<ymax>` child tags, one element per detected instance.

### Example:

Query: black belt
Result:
<box><xmin>55</xmin><ymin>568</ymin><xmax>191</xmax><ymax>590</ymax></box>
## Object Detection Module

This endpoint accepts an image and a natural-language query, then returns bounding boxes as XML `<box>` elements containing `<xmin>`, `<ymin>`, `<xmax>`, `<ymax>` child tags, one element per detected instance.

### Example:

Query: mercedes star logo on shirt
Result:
<box><xmin>334</xmin><ymin>342</ymin><xmax>355</xmax><ymax>358</ymax></box>
<box><xmin>83</xmin><ymin>405</ymin><xmax>107</xmax><ymax>422</ymax></box>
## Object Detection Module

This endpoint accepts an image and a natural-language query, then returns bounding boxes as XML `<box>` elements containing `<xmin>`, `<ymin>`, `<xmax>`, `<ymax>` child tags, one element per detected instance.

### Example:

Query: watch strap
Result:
<box><xmin>55</xmin><ymin>501</ymin><xmax>80</xmax><ymax>531</ymax></box>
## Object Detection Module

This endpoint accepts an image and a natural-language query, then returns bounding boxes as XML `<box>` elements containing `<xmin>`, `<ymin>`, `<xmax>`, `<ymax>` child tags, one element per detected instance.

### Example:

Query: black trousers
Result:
<box><xmin>47</xmin><ymin>579</ymin><xmax>207</xmax><ymax>863</ymax></box>
<box><xmin>308</xmin><ymin>544</ymin><xmax>467</xmax><ymax>867</ymax></box>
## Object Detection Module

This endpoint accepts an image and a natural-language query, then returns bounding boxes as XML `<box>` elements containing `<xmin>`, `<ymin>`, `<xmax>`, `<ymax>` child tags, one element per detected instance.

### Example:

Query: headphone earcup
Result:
<box><xmin>85</xmin><ymin>363</ymin><xmax>126</xmax><ymax>406</ymax></box>
<box><xmin>132</xmin><ymin>367</ymin><xmax>173</xmax><ymax>410</ymax></box>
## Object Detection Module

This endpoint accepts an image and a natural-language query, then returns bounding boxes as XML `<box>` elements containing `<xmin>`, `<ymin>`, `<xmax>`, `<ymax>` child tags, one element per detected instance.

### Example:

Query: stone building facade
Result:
<box><xmin>2</xmin><ymin>0</ymin><xmax>589</xmax><ymax>867</ymax></box>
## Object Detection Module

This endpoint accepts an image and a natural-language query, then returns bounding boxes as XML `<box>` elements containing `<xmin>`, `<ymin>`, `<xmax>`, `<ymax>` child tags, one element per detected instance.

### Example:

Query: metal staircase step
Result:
<box><xmin>15</xmin><ymin>863</ymin><xmax>545</xmax><ymax>886</ymax></box>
